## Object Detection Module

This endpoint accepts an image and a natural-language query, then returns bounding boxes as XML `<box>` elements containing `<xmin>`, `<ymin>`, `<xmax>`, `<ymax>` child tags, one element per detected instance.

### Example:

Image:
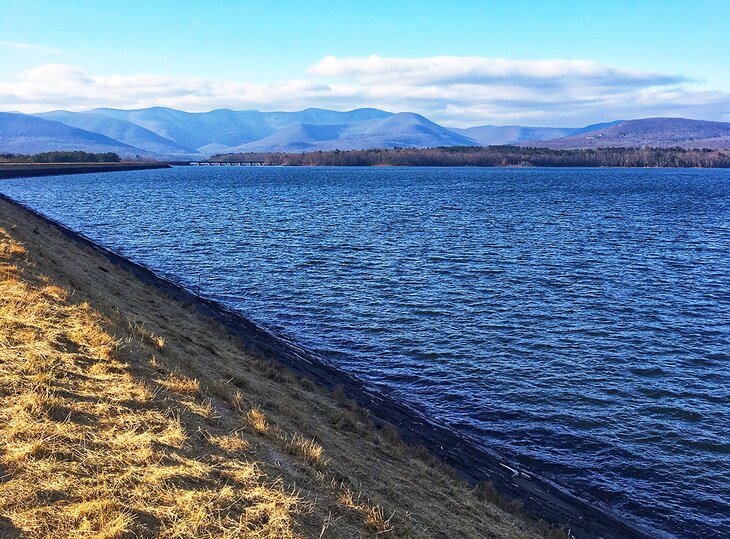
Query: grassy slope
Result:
<box><xmin>0</xmin><ymin>198</ymin><xmax>557</xmax><ymax>538</ymax></box>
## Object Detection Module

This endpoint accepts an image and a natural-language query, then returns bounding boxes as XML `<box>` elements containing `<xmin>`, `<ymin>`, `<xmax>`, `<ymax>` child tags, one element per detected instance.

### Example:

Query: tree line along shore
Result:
<box><xmin>0</xmin><ymin>151</ymin><xmax>123</xmax><ymax>163</ymax></box>
<box><xmin>0</xmin><ymin>152</ymin><xmax>170</xmax><ymax>179</ymax></box>
<box><xmin>211</xmin><ymin>145</ymin><xmax>730</xmax><ymax>168</ymax></box>
<box><xmin>3</xmin><ymin>147</ymin><xmax>730</xmax><ymax>168</ymax></box>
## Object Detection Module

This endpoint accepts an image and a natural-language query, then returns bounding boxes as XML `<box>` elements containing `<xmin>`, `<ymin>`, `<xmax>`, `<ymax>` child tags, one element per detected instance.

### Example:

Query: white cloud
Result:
<box><xmin>0</xmin><ymin>56</ymin><xmax>728</xmax><ymax>126</ymax></box>
<box><xmin>309</xmin><ymin>55</ymin><xmax>687</xmax><ymax>88</ymax></box>
<box><xmin>0</xmin><ymin>41</ymin><xmax>61</xmax><ymax>55</ymax></box>
<box><xmin>0</xmin><ymin>64</ymin><xmax>335</xmax><ymax>112</ymax></box>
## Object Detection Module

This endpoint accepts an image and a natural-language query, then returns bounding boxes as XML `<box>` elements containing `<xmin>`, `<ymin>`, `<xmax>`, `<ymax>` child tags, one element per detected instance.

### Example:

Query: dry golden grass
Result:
<box><xmin>207</xmin><ymin>431</ymin><xmax>250</xmax><ymax>453</ymax></box>
<box><xmin>337</xmin><ymin>486</ymin><xmax>394</xmax><ymax>535</ymax></box>
<box><xmin>0</xmin><ymin>228</ymin><xmax>300</xmax><ymax>538</ymax></box>
<box><xmin>287</xmin><ymin>435</ymin><xmax>326</xmax><ymax>467</ymax></box>
<box><xmin>157</xmin><ymin>373</ymin><xmax>200</xmax><ymax>395</ymax></box>
<box><xmin>247</xmin><ymin>408</ymin><xmax>269</xmax><ymax>433</ymax></box>
<box><xmin>0</xmin><ymin>199</ymin><xmax>560</xmax><ymax>539</ymax></box>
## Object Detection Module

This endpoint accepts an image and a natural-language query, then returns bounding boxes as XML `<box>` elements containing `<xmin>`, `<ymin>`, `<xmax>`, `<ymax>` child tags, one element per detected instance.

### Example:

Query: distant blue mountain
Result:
<box><xmin>0</xmin><ymin>112</ymin><xmax>147</xmax><ymax>156</ymax></box>
<box><xmin>87</xmin><ymin>107</ymin><xmax>396</xmax><ymax>152</ymax></box>
<box><xmin>87</xmin><ymin>107</ymin><xmax>261</xmax><ymax>150</ymax></box>
<box><xmin>36</xmin><ymin>111</ymin><xmax>197</xmax><ymax>156</ymax></box>
<box><xmin>525</xmin><ymin>118</ymin><xmax>730</xmax><ymax>149</ymax></box>
<box><xmin>200</xmin><ymin>123</ymin><xmax>349</xmax><ymax>154</ymax></box>
<box><xmin>451</xmin><ymin>121</ymin><xmax>624</xmax><ymax>146</ymax></box>
<box><xmin>263</xmin><ymin>107</ymin><xmax>393</xmax><ymax>128</ymax></box>
<box><xmin>5</xmin><ymin>106</ymin><xmax>725</xmax><ymax>158</ymax></box>
<box><xmin>225</xmin><ymin>112</ymin><xmax>476</xmax><ymax>152</ymax></box>
<box><xmin>78</xmin><ymin>107</ymin><xmax>468</xmax><ymax>154</ymax></box>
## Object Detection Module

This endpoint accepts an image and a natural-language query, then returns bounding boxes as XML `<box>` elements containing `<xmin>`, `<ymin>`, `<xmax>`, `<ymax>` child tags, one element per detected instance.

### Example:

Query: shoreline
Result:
<box><xmin>0</xmin><ymin>190</ymin><xmax>654</xmax><ymax>538</ymax></box>
<box><xmin>0</xmin><ymin>162</ymin><xmax>170</xmax><ymax>179</ymax></box>
<box><xmin>2</xmin><ymin>190</ymin><xmax>556</xmax><ymax>538</ymax></box>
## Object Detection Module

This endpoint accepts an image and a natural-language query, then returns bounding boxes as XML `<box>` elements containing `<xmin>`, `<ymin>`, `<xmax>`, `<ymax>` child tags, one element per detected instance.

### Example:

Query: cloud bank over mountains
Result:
<box><xmin>1</xmin><ymin>54</ymin><xmax>729</xmax><ymax>126</ymax></box>
<box><xmin>309</xmin><ymin>55</ymin><xmax>688</xmax><ymax>87</ymax></box>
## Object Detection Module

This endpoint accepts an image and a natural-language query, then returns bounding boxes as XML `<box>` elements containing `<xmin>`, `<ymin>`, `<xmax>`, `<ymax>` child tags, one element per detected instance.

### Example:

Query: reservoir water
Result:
<box><xmin>1</xmin><ymin>166</ymin><xmax>728</xmax><ymax>538</ymax></box>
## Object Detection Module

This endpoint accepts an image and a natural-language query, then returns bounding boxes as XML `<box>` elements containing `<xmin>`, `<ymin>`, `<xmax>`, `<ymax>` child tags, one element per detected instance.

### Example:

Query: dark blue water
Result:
<box><xmin>2</xmin><ymin>167</ymin><xmax>728</xmax><ymax>538</ymax></box>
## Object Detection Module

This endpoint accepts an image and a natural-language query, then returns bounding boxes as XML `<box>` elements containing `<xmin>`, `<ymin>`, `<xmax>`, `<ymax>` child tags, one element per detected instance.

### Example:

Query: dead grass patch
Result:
<box><xmin>0</xmin><ymin>226</ymin><xmax>302</xmax><ymax>538</ymax></box>
<box><xmin>338</xmin><ymin>486</ymin><xmax>394</xmax><ymax>535</ymax></box>
<box><xmin>288</xmin><ymin>434</ymin><xmax>326</xmax><ymax>467</ymax></box>
<box><xmin>247</xmin><ymin>408</ymin><xmax>268</xmax><ymax>433</ymax></box>
<box><xmin>157</xmin><ymin>373</ymin><xmax>200</xmax><ymax>395</ymax></box>
<box><xmin>208</xmin><ymin>432</ymin><xmax>250</xmax><ymax>453</ymax></box>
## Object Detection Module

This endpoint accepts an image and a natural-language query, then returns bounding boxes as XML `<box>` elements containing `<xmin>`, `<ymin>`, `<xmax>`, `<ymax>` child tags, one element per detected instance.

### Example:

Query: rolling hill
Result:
<box><xmin>36</xmin><ymin>111</ymin><xmax>197</xmax><ymax>156</ymax></box>
<box><xmin>88</xmin><ymin>107</ymin><xmax>275</xmax><ymax>150</ymax></box>
<box><xmin>451</xmin><ymin>121</ymin><xmax>622</xmax><ymax>146</ymax></box>
<box><xmin>225</xmin><ymin>112</ymin><xmax>476</xmax><ymax>152</ymax></box>
<box><xmin>0</xmin><ymin>112</ymin><xmax>148</xmax><ymax>157</ymax></box>
<box><xmin>86</xmin><ymin>107</ymin><xmax>396</xmax><ymax>152</ymax></box>
<box><xmin>68</xmin><ymin>107</ymin><xmax>470</xmax><ymax>154</ymax></box>
<box><xmin>528</xmin><ymin>118</ymin><xmax>730</xmax><ymax>149</ymax></box>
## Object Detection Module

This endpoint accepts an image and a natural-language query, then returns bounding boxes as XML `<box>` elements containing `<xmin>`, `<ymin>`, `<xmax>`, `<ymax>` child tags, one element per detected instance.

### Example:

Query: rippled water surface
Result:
<box><xmin>2</xmin><ymin>166</ymin><xmax>729</xmax><ymax>537</ymax></box>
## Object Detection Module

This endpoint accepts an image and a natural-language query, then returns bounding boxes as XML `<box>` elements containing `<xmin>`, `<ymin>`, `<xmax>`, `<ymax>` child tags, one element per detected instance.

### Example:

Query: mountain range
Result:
<box><xmin>2</xmin><ymin>107</ymin><xmax>730</xmax><ymax>159</ymax></box>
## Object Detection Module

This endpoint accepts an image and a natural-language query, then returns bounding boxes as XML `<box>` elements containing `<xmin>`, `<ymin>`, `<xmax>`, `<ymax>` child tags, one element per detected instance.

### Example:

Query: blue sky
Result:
<box><xmin>1</xmin><ymin>0</ymin><xmax>729</xmax><ymax>126</ymax></box>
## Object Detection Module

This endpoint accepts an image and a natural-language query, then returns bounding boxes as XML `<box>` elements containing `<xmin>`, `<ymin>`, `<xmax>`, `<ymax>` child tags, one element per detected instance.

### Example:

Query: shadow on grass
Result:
<box><xmin>0</xmin><ymin>455</ymin><xmax>21</xmax><ymax>539</ymax></box>
<box><xmin>0</xmin><ymin>516</ymin><xmax>21</xmax><ymax>539</ymax></box>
